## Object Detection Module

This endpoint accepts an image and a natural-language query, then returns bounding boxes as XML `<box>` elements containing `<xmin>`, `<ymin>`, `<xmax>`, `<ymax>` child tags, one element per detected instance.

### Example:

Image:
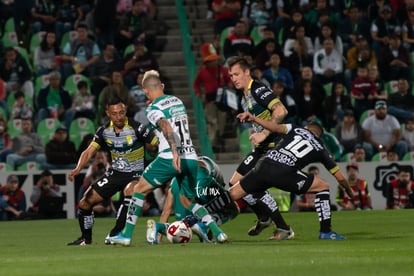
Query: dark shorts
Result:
<box><xmin>236</xmin><ymin>149</ymin><xmax>265</xmax><ymax>176</ymax></box>
<box><xmin>240</xmin><ymin>158</ymin><xmax>314</xmax><ymax>195</ymax></box>
<box><xmin>92</xmin><ymin>169</ymin><xmax>140</xmax><ymax>199</ymax></box>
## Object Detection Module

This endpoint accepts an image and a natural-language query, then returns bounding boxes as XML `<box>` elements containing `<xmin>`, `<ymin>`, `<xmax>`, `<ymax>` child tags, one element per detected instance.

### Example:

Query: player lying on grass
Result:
<box><xmin>146</xmin><ymin>155</ymin><xmax>239</xmax><ymax>244</ymax></box>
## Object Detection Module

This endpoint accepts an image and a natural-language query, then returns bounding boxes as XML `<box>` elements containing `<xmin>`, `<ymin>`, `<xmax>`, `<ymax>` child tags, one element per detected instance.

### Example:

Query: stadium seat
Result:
<box><xmin>402</xmin><ymin>151</ymin><xmax>414</xmax><ymax>161</ymax></box>
<box><xmin>219</xmin><ymin>26</ymin><xmax>234</xmax><ymax>51</ymax></box>
<box><xmin>0</xmin><ymin>162</ymin><xmax>14</xmax><ymax>172</ymax></box>
<box><xmin>250</xmin><ymin>25</ymin><xmax>266</xmax><ymax>46</ymax></box>
<box><xmin>359</xmin><ymin>109</ymin><xmax>375</xmax><ymax>124</ymax></box>
<box><xmin>341</xmin><ymin>152</ymin><xmax>356</xmax><ymax>162</ymax></box>
<box><xmin>13</xmin><ymin>46</ymin><xmax>34</xmax><ymax>75</ymax></box>
<box><xmin>384</xmin><ymin>80</ymin><xmax>399</xmax><ymax>95</ymax></box>
<box><xmin>2</xmin><ymin>31</ymin><xmax>18</xmax><ymax>48</ymax></box>
<box><xmin>371</xmin><ymin>152</ymin><xmax>388</xmax><ymax>162</ymax></box>
<box><xmin>4</xmin><ymin>17</ymin><xmax>15</xmax><ymax>33</ymax></box>
<box><xmin>34</xmin><ymin>74</ymin><xmax>50</xmax><ymax>100</ymax></box>
<box><xmin>60</xmin><ymin>30</ymin><xmax>78</xmax><ymax>50</ymax></box>
<box><xmin>37</xmin><ymin>118</ymin><xmax>60</xmax><ymax>145</ymax></box>
<box><xmin>323</xmin><ymin>82</ymin><xmax>333</xmax><ymax>96</ymax></box>
<box><xmin>29</xmin><ymin>31</ymin><xmax>46</xmax><ymax>56</ymax></box>
<box><xmin>123</xmin><ymin>43</ymin><xmax>135</xmax><ymax>57</ymax></box>
<box><xmin>6</xmin><ymin>92</ymin><xmax>34</xmax><ymax>115</ymax></box>
<box><xmin>0</xmin><ymin>106</ymin><xmax>7</xmax><ymax>120</ymax></box>
<box><xmin>64</xmin><ymin>74</ymin><xmax>91</xmax><ymax>98</ymax></box>
<box><xmin>16</xmin><ymin>161</ymin><xmax>41</xmax><ymax>171</ymax></box>
<box><xmin>69</xmin><ymin>117</ymin><xmax>96</xmax><ymax>149</ymax></box>
<box><xmin>7</xmin><ymin>119</ymin><xmax>23</xmax><ymax>138</ymax></box>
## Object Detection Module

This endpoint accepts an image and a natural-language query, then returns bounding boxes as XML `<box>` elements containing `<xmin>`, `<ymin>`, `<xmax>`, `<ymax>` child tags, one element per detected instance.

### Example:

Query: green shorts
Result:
<box><xmin>142</xmin><ymin>156</ymin><xmax>198</xmax><ymax>199</ymax></box>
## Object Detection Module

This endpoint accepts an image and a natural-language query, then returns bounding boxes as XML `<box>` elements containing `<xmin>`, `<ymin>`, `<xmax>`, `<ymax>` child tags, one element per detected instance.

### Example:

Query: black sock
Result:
<box><xmin>242</xmin><ymin>193</ymin><xmax>269</xmax><ymax>221</ymax></box>
<box><xmin>258</xmin><ymin>192</ymin><xmax>289</xmax><ymax>230</ymax></box>
<box><xmin>78</xmin><ymin>208</ymin><xmax>94</xmax><ymax>241</ymax></box>
<box><xmin>315</xmin><ymin>190</ymin><xmax>331</xmax><ymax>233</ymax></box>
<box><xmin>109</xmin><ymin>196</ymin><xmax>131</xmax><ymax>236</ymax></box>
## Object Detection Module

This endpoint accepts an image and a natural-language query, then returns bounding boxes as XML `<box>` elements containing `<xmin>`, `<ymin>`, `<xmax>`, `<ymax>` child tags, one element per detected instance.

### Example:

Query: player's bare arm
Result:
<box><xmin>157</xmin><ymin>118</ymin><xmax>181</xmax><ymax>172</ymax></box>
<box><xmin>334</xmin><ymin>170</ymin><xmax>354</xmax><ymax>199</ymax></box>
<box><xmin>69</xmin><ymin>145</ymin><xmax>97</xmax><ymax>181</ymax></box>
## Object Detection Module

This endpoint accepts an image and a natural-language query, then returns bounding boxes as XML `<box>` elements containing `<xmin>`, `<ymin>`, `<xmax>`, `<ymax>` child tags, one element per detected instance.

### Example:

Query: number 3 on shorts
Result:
<box><xmin>97</xmin><ymin>177</ymin><xmax>109</xmax><ymax>187</ymax></box>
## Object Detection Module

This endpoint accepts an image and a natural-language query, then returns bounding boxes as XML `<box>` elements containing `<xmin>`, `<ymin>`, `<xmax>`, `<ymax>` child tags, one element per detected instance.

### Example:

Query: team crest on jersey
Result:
<box><xmin>126</xmin><ymin>135</ymin><xmax>133</xmax><ymax>145</ymax></box>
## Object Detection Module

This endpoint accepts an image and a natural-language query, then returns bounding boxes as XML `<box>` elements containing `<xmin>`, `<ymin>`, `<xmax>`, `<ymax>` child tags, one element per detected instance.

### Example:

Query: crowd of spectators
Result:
<box><xmin>204</xmin><ymin>0</ymin><xmax>414</xmax><ymax>161</ymax></box>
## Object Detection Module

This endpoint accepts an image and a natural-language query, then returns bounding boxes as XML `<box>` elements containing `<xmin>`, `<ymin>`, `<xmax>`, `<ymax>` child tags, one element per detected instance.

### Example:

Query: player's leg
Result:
<box><xmin>67</xmin><ymin>187</ymin><xmax>103</xmax><ymax>245</ymax></box>
<box><xmin>307</xmin><ymin>176</ymin><xmax>346</xmax><ymax>240</ymax></box>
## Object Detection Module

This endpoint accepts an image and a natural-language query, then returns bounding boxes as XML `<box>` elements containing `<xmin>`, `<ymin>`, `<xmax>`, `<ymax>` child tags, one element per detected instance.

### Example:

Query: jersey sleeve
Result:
<box><xmin>146</xmin><ymin>106</ymin><xmax>165</xmax><ymax>128</ymax></box>
<box><xmin>251</xmin><ymin>81</ymin><xmax>281</xmax><ymax>111</ymax></box>
<box><xmin>320</xmin><ymin>148</ymin><xmax>340</xmax><ymax>175</ymax></box>
<box><xmin>90</xmin><ymin>126</ymin><xmax>106</xmax><ymax>150</ymax></box>
<box><xmin>135</xmin><ymin>121</ymin><xmax>158</xmax><ymax>146</ymax></box>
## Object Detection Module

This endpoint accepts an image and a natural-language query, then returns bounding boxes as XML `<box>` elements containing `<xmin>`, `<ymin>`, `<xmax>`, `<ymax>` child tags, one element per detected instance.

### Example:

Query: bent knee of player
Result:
<box><xmin>134</xmin><ymin>178</ymin><xmax>154</xmax><ymax>194</ymax></box>
<box><xmin>80</xmin><ymin>189</ymin><xmax>102</xmax><ymax>209</ymax></box>
<box><xmin>124</xmin><ymin>180</ymin><xmax>139</xmax><ymax>196</ymax></box>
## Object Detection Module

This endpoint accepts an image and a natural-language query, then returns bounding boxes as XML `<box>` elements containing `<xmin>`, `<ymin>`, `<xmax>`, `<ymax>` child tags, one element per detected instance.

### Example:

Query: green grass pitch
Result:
<box><xmin>1</xmin><ymin>210</ymin><xmax>413</xmax><ymax>276</ymax></box>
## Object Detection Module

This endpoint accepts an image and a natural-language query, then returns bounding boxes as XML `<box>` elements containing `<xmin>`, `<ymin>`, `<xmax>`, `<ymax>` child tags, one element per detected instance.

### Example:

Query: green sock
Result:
<box><xmin>189</xmin><ymin>202</ymin><xmax>223</xmax><ymax>237</ymax></box>
<box><xmin>156</xmin><ymin>222</ymin><xmax>167</xmax><ymax>235</ymax></box>
<box><xmin>122</xmin><ymin>192</ymin><xmax>145</xmax><ymax>238</ymax></box>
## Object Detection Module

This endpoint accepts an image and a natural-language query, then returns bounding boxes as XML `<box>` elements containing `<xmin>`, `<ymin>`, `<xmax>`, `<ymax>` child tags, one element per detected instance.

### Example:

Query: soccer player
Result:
<box><xmin>145</xmin><ymin>155</ymin><xmax>239</xmax><ymax>244</ymax></box>
<box><xmin>229</xmin><ymin>113</ymin><xmax>354</xmax><ymax>239</ymax></box>
<box><xmin>226</xmin><ymin>56</ymin><xmax>294</xmax><ymax>240</ymax></box>
<box><xmin>67</xmin><ymin>97</ymin><xmax>159</xmax><ymax>245</ymax></box>
<box><xmin>108</xmin><ymin>70</ymin><xmax>228</xmax><ymax>246</ymax></box>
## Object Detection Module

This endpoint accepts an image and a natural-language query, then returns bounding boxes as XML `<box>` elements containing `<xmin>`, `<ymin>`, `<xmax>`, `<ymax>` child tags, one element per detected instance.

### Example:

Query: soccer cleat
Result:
<box><xmin>107</xmin><ymin>233</ymin><xmax>131</xmax><ymax>246</ymax></box>
<box><xmin>269</xmin><ymin>226</ymin><xmax>295</xmax><ymax>241</ymax></box>
<box><xmin>248</xmin><ymin>217</ymin><xmax>272</xmax><ymax>236</ymax></box>
<box><xmin>215</xmin><ymin>232</ymin><xmax>228</xmax><ymax>244</ymax></box>
<box><xmin>191</xmin><ymin>222</ymin><xmax>211</xmax><ymax>243</ymax></box>
<box><xmin>319</xmin><ymin>231</ymin><xmax>346</xmax><ymax>240</ymax></box>
<box><xmin>146</xmin><ymin>219</ymin><xmax>159</xmax><ymax>245</ymax></box>
<box><xmin>67</xmin><ymin>237</ymin><xmax>91</xmax><ymax>246</ymax></box>
<box><xmin>104</xmin><ymin>234</ymin><xmax>114</xmax><ymax>245</ymax></box>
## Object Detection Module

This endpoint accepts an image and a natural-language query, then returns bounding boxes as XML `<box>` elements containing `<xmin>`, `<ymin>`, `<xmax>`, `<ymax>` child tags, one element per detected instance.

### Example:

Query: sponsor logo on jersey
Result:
<box><xmin>266</xmin><ymin>149</ymin><xmax>295</xmax><ymax>166</ymax></box>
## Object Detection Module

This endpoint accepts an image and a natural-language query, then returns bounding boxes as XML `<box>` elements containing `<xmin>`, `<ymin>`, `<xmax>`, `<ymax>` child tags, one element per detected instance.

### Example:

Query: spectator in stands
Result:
<box><xmin>42</xmin><ymin>125</ymin><xmax>77</xmax><ymax>170</ymax></box>
<box><xmin>378</xmin><ymin>34</ymin><xmax>411</xmax><ymax>81</ymax></box>
<box><xmin>193</xmin><ymin>43</ymin><xmax>231</xmax><ymax>153</ymax></box>
<box><xmin>353</xmin><ymin>145</ymin><xmax>367</xmax><ymax>162</ymax></box>
<box><xmin>387</xmin><ymin>78</ymin><xmax>414</xmax><ymax>123</ymax></box>
<box><xmin>36</xmin><ymin>71</ymin><xmax>75</xmax><ymax>129</ymax></box>
<box><xmin>61</xmin><ymin>23</ymin><xmax>101</xmax><ymax>81</ymax></box>
<box><xmin>285</xmin><ymin>35</ymin><xmax>314</xmax><ymax>80</ymax></box>
<box><xmin>295</xmin><ymin>79</ymin><xmax>325</xmax><ymax>127</ymax></box>
<box><xmin>116</xmin><ymin>0</ymin><xmax>157</xmax><ymax>52</ymax></box>
<box><xmin>92</xmin><ymin>0</ymin><xmax>117</xmax><ymax>48</ymax></box>
<box><xmin>254</xmin><ymin>38</ymin><xmax>282</xmax><ymax>71</ymax></box>
<box><xmin>313</xmin><ymin>37</ymin><xmax>344</xmax><ymax>85</ymax></box>
<box><xmin>351</xmin><ymin>65</ymin><xmax>379</xmax><ymax>120</ymax></box>
<box><xmin>283</xmin><ymin>24</ymin><xmax>314</xmax><ymax>58</ymax></box>
<box><xmin>293</xmin><ymin>66</ymin><xmax>325</xmax><ymax>103</ymax></box>
<box><xmin>57</xmin><ymin>0</ymin><xmax>83</xmax><ymax>35</ymax></box>
<box><xmin>211</xmin><ymin>0</ymin><xmax>241</xmax><ymax>41</ymax></box>
<box><xmin>274</xmin><ymin>4</ymin><xmax>308</xmax><ymax>38</ymax></box>
<box><xmin>402</xmin><ymin>117</ymin><xmax>414</xmax><ymax>151</ymax></box>
<box><xmin>250</xmin><ymin>66</ymin><xmax>270</xmax><ymax>88</ymax></box>
<box><xmin>248</xmin><ymin>0</ymin><xmax>271</xmax><ymax>27</ymax></box>
<box><xmin>324</xmin><ymin>81</ymin><xmax>353</xmax><ymax>129</ymax></box>
<box><xmin>0</xmin><ymin>47</ymin><xmax>34</xmax><ymax>98</ymax></box>
<box><xmin>251</xmin><ymin>26</ymin><xmax>277</xmax><ymax>57</ymax></box>
<box><xmin>304</xmin><ymin>0</ymin><xmax>339</xmax><ymax>28</ymax></box>
<box><xmin>223</xmin><ymin>19</ymin><xmax>254</xmax><ymax>59</ymax></box>
<box><xmin>0</xmin><ymin>175</ymin><xmax>26</xmax><ymax>221</ymax></box>
<box><xmin>367</xmin><ymin>64</ymin><xmax>387</xmax><ymax>100</ymax></box>
<box><xmin>262</xmin><ymin>53</ymin><xmax>293</xmax><ymax>90</ymax></box>
<box><xmin>336</xmin><ymin>162</ymin><xmax>372</xmax><ymax>210</ymax></box>
<box><xmin>29</xmin><ymin>169</ymin><xmax>63</xmax><ymax>218</ymax></box>
<box><xmin>402</xmin><ymin>8</ymin><xmax>414</xmax><ymax>52</ymax></box>
<box><xmin>31</xmin><ymin>0</ymin><xmax>60</xmax><ymax>38</ymax></box>
<box><xmin>335</xmin><ymin>109</ymin><xmax>364</xmax><ymax>155</ymax></box>
<box><xmin>314</xmin><ymin>22</ymin><xmax>343</xmax><ymax>56</ymax></box>
<box><xmin>123</xmin><ymin>38</ymin><xmax>159</xmax><ymax>88</ymax></box>
<box><xmin>370</xmin><ymin>4</ymin><xmax>401</xmax><ymax>56</ymax></box>
<box><xmin>33</xmin><ymin>31</ymin><xmax>61</xmax><ymax>76</ymax></box>
<box><xmin>12</xmin><ymin>91</ymin><xmax>33</xmax><ymax>120</ymax></box>
<box><xmin>386</xmin><ymin>165</ymin><xmax>414</xmax><ymax>209</ymax></box>
<box><xmin>367</xmin><ymin>0</ymin><xmax>389</xmax><ymax>21</ymax></box>
<box><xmin>130</xmin><ymin>70</ymin><xmax>149</xmax><ymax>126</ymax></box>
<box><xmin>6</xmin><ymin>118</ymin><xmax>46</xmax><ymax>170</ymax></box>
<box><xmin>361</xmin><ymin>100</ymin><xmax>408</xmax><ymax>160</ymax></box>
<box><xmin>90</xmin><ymin>42</ymin><xmax>123</xmax><ymax>102</ymax></box>
<box><xmin>0</xmin><ymin>118</ymin><xmax>12</xmax><ymax>162</ymax></box>
<box><xmin>99</xmin><ymin>71</ymin><xmax>138</xmax><ymax>123</ymax></box>
<box><xmin>271</xmin><ymin>79</ymin><xmax>297</xmax><ymax>123</ymax></box>
<box><xmin>386</xmin><ymin>148</ymin><xmax>400</xmax><ymax>161</ymax></box>
<box><xmin>338</xmin><ymin>5</ymin><xmax>371</xmax><ymax>54</ymax></box>
<box><xmin>345</xmin><ymin>34</ymin><xmax>377</xmax><ymax>84</ymax></box>
<box><xmin>71</xmin><ymin>80</ymin><xmax>95</xmax><ymax>120</ymax></box>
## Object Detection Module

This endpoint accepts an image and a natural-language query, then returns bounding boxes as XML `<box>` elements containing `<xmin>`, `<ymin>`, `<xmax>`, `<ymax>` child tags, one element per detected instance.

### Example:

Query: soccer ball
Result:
<box><xmin>166</xmin><ymin>221</ymin><xmax>192</xmax><ymax>244</ymax></box>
